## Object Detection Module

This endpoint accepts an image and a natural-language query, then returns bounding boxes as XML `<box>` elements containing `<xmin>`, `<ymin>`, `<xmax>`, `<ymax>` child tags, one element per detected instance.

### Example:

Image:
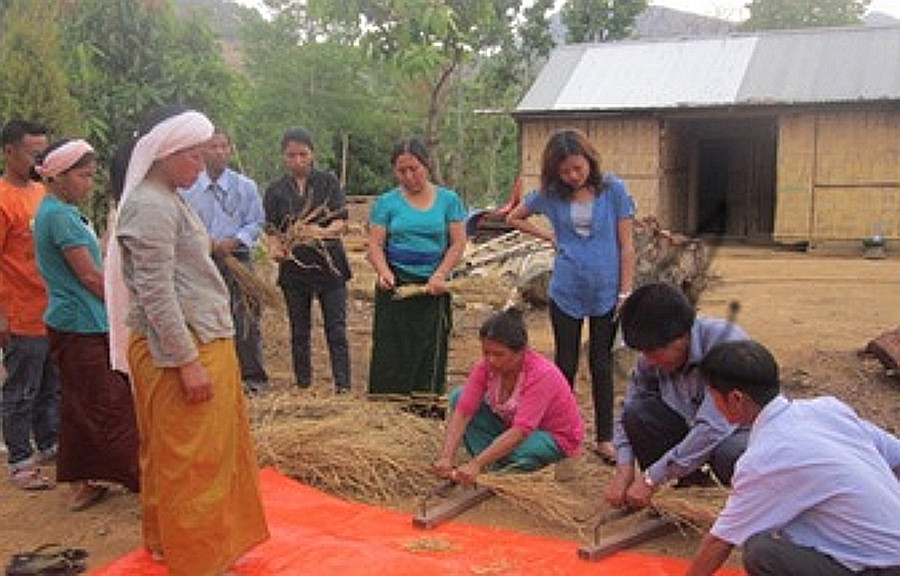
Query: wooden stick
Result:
<box><xmin>412</xmin><ymin>484</ymin><xmax>495</xmax><ymax>530</ymax></box>
<box><xmin>577</xmin><ymin>511</ymin><xmax>678</xmax><ymax>561</ymax></box>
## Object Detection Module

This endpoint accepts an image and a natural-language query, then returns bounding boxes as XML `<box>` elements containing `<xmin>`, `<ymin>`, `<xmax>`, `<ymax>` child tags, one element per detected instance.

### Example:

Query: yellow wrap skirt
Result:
<box><xmin>129</xmin><ymin>336</ymin><xmax>269</xmax><ymax>576</ymax></box>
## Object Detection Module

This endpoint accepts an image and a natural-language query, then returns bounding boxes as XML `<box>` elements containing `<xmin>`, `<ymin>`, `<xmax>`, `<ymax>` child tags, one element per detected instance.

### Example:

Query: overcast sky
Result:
<box><xmin>650</xmin><ymin>0</ymin><xmax>900</xmax><ymax>21</ymax></box>
<box><xmin>234</xmin><ymin>0</ymin><xmax>900</xmax><ymax>23</ymax></box>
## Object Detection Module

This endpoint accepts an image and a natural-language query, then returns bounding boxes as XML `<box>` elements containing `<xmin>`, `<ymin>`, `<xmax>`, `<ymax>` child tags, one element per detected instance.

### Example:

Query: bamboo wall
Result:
<box><xmin>519</xmin><ymin>106</ymin><xmax>900</xmax><ymax>243</ymax></box>
<box><xmin>775</xmin><ymin>108</ymin><xmax>900</xmax><ymax>242</ymax></box>
<box><xmin>518</xmin><ymin>116</ymin><xmax>665</xmax><ymax>224</ymax></box>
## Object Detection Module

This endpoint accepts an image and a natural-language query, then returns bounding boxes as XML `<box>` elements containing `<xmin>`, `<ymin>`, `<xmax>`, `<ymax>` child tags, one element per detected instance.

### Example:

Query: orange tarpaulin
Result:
<box><xmin>92</xmin><ymin>467</ymin><xmax>744</xmax><ymax>576</ymax></box>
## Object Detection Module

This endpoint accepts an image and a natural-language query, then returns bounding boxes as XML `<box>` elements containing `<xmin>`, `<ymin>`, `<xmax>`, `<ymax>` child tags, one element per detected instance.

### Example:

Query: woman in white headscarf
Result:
<box><xmin>107</xmin><ymin>106</ymin><xmax>268</xmax><ymax>576</ymax></box>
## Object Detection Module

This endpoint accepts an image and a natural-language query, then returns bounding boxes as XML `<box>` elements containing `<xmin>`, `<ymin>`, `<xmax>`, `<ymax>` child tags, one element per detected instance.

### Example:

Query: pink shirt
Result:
<box><xmin>457</xmin><ymin>349</ymin><xmax>584</xmax><ymax>456</ymax></box>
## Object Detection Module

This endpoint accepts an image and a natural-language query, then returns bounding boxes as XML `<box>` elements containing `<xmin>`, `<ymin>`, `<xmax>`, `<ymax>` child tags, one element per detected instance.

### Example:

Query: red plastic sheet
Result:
<box><xmin>91</xmin><ymin>468</ymin><xmax>744</xmax><ymax>576</ymax></box>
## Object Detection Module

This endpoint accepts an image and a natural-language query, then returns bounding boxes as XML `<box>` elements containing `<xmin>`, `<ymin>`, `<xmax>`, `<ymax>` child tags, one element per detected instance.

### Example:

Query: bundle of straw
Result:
<box><xmin>221</xmin><ymin>254</ymin><xmax>282</xmax><ymax>309</ymax></box>
<box><xmin>252</xmin><ymin>391</ymin><xmax>443</xmax><ymax>502</ymax></box>
<box><xmin>653</xmin><ymin>486</ymin><xmax>727</xmax><ymax>533</ymax></box>
<box><xmin>476</xmin><ymin>467</ymin><xmax>590</xmax><ymax>535</ymax></box>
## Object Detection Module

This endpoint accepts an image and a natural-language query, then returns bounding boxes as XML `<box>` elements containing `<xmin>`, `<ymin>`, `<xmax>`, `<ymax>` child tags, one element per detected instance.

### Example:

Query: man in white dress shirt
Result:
<box><xmin>684</xmin><ymin>339</ymin><xmax>900</xmax><ymax>576</ymax></box>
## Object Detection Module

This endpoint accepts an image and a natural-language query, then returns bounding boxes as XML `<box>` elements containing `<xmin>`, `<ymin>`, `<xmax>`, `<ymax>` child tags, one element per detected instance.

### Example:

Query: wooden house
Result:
<box><xmin>514</xmin><ymin>25</ymin><xmax>900</xmax><ymax>245</ymax></box>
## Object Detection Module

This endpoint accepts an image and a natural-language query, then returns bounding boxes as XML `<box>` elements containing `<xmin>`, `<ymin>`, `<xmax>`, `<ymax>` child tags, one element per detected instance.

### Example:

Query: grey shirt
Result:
<box><xmin>613</xmin><ymin>317</ymin><xmax>748</xmax><ymax>484</ymax></box>
<box><xmin>116</xmin><ymin>179</ymin><xmax>233</xmax><ymax>367</ymax></box>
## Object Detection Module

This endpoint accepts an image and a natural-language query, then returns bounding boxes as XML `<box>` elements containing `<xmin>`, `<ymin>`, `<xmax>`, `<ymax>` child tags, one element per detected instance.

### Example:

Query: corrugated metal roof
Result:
<box><xmin>516</xmin><ymin>26</ymin><xmax>900</xmax><ymax>113</ymax></box>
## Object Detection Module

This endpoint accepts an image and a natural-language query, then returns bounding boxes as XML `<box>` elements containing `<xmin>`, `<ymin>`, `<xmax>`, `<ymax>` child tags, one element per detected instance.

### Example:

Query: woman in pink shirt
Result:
<box><xmin>434</xmin><ymin>308</ymin><xmax>584</xmax><ymax>485</ymax></box>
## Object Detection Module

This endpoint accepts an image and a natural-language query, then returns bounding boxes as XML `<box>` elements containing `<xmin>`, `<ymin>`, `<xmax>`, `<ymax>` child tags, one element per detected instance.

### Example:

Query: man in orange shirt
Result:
<box><xmin>0</xmin><ymin>119</ymin><xmax>58</xmax><ymax>490</ymax></box>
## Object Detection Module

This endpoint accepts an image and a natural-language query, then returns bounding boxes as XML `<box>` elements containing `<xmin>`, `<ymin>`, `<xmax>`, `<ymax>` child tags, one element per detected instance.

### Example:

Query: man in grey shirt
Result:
<box><xmin>604</xmin><ymin>282</ymin><xmax>749</xmax><ymax>510</ymax></box>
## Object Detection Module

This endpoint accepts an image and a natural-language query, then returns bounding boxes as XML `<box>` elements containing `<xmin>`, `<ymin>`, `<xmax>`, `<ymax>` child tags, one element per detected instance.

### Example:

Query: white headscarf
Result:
<box><xmin>105</xmin><ymin>109</ymin><xmax>214</xmax><ymax>374</ymax></box>
<box><xmin>35</xmin><ymin>139</ymin><xmax>94</xmax><ymax>179</ymax></box>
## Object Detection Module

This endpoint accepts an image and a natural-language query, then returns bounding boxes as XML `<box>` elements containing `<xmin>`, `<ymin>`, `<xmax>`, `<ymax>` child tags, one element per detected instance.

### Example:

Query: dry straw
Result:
<box><xmin>250</xmin><ymin>391</ymin><xmax>727</xmax><ymax>536</ymax></box>
<box><xmin>221</xmin><ymin>254</ymin><xmax>282</xmax><ymax>310</ymax></box>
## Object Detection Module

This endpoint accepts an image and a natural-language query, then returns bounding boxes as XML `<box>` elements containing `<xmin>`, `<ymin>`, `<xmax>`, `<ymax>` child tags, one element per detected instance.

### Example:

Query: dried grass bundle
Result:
<box><xmin>654</xmin><ymin>486</ymin><xmax>727</xmax><ymax>533</ymax></box>
<box><xmin>251</xmin><ymin>391</ymin><xmax>443</xmax><ymax>502</ymax></box>
<box><xmin>469</xmin><ymin>467</ymin><xmax>588</xmax><ymax>535</ymax></box>
<box><xmin>221</xmin><ymin>254</ymin><xmax>282</xmax><ymax>309</ymax></box>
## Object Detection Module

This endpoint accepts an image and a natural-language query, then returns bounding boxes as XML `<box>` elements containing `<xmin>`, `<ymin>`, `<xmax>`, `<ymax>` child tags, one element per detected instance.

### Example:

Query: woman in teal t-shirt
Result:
<box><xmin>33</xmin><ymin>138</ymin><xmax>139</xmax><ymax>511</ymax></box>
<box><xmin>366</xmin><ymin>137</ymin><xmax>466</xmax><ymax>410</ymax></box>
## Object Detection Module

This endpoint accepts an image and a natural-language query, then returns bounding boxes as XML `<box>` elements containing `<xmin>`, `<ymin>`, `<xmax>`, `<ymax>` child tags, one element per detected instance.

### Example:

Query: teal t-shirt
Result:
<box><xmin>369</xmin><ymin>186</ymin><xmax>466</xmax><ymax>278</ymax></box>
<box><xmin>34</xmin><ymin>194</ymin><xmax>108</xmax><ymax>333</ymax></box>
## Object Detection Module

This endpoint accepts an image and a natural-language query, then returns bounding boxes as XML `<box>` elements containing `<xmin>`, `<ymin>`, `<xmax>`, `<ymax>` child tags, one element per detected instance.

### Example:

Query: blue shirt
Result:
<box><xmin>369</xmin><ymin>186</ymin><xmax>466</xmax><ymax>278</ymax></box>
<box><xmin>180</xmin><ymin>168</ymin><xmax>264</xmax><ymax>251</ymax></box>
<box><xmin>712</xmin><ymin>395</ymin><xmax>900</xmax><ymax>571</ymax></box>
<box><xmin>613</xmin><ymin>317</ymin><xmax>749</xmax><ymax>484</ymax></box>
<box><xmin>34</xmin><ymin>194</ymin><xmax>107</xmax><ymax>333</ymax></box>
<box><xmin>524</xmin><ymin>174</ymin><xmax>634</xmax><ymax>318</ymax></box>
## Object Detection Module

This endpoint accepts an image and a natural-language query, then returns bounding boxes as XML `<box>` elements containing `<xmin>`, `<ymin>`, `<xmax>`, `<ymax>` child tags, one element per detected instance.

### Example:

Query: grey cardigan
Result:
<box><xmin>116</xmin><ymin>179</ymin><xmax>233</xmax><ymax>367</ymax></box>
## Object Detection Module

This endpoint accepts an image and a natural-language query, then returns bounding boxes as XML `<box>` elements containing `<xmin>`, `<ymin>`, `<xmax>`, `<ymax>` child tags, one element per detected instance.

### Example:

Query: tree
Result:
<box><xmin>63</xmin><ymin>0</ymin><xmax>239</xmax><ymax>165</ymax></box>
<box><xmin>0</xmin><ymin>0</ymin><xmax>82</xmax><ymax>138</ymax></box>
<box><xmin>561</xmin><ymin>0</ymin><xmax>647</xmax><ymax>43</ymax></box>
<box><xmin>295</xmin><ymin>0</ymin><xmax>532</xmax><ymax>182</ymax></box>
<box><xmin>239</xmin><ymin>10</ymin><xmax>415</xmax><ymax>195</ymax></box>
<box><xmin>60</xmin><ymin>0</ymin><xmax>239</xmax><ymax>222</ymax></box>
<box><xmin>741</xmin><ymin>0</ymin><xmax>871</xmax><ymax>30</ymax></box>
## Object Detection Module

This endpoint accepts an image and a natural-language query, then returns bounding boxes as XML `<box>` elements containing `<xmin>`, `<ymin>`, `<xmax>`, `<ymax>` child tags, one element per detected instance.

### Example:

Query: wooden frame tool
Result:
<box><xmin>577</xmin><ymin>508</ymin><xmax>678</xmax><ymax>561</ymax></box>
<box><xmin>412</xmin><ymin>481</ymin><xmax>495</xmax><ymax>529</ymax></box>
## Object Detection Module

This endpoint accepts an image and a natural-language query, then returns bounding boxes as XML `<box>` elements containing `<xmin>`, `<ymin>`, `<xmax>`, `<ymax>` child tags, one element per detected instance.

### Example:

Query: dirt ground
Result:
<box><xmin>2</xmin><ymin>243</ymin><xmax>900</xmax><ymax>573</ymax></box>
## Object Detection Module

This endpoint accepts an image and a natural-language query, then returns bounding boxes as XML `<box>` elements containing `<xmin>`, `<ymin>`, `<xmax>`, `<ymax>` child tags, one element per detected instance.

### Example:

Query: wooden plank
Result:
<box><xmin>412</xmin><ymin>485</ymin><xmax>495</xmax><ymax>530</ymax></box>
<box><xmin>577</xmin><ymin>514</ymin><xmax>678</xmax><ymax>562</ymax></box>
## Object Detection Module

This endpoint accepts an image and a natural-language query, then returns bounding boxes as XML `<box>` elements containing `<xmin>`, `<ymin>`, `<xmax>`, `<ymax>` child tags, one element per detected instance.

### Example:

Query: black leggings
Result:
<box><xmin>549</xmin><ymin>299</ymin><xmax>617</xmax><ymax>443</ymax></box>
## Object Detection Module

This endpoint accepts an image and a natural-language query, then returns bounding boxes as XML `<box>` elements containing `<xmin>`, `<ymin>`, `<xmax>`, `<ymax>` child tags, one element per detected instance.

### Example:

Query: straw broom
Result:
<box><xmin>221</xmin><ymin>254</ymin><xmax>282</xmax><ymax>310</ymax></box>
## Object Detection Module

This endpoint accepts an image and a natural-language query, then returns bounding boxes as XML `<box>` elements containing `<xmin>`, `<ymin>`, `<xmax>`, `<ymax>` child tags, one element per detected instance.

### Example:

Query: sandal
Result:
<box><xmin>68</xmin><ymin>485</ymin><xmax>108</xmax><ymax>512</ymax></box>
<box><xmin>10</xmin><ymin>468</ymin><xmax>53</xmax><ymax>491</ymax></box>
<box><xmin>590</xmin><ymin>443</ymin><xmax>617</xmax><ymax>467</ymax></box>
<box><xmin>5</xmin><ymin>544</ymin><xmax>87</xmax><ymax>576</ymax></box>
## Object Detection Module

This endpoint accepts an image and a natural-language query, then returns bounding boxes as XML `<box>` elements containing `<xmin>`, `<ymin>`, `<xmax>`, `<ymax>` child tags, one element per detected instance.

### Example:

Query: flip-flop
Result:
<box><xmin>10</xmin><ymin>468</ymin><xmax>53</xmax><ymax>491</ymax></box>
<box><xmin>5</xmin><ymin>544</ymin><xmax>88</xmax><ymax>576</ymax></box>
<box><xmin>68</xmin><ymin>485</ymin><xmax>109</xmax><ymax>512</ymax></box>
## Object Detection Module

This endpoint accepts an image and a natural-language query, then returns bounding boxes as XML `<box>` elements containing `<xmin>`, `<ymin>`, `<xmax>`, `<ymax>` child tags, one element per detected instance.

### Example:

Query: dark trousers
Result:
<box><xmin>1</xmin><ymin>335</ymin><xmax>60</xmax><ymax>468</ymax></box>
<box><xmin>622</xmin><ymin>395</ymin><xmax>747</xmax><ymax>485</ymax></box>
<box><xmin>549</xmin><ymin>300</ymin><xmax>617</xmax><ymax>443</ymax></box>
<box><xmin>221</xmin><ymin>257</ymin><xmax>268</xmax><ymax>384</ymax></box>
<box><xmin>282</xmin><ymin>282</ymin><xmax>350</xmax><ymax>390</ymax></box>
<box><xmin>744</xmin><ymin>532</ymin><xmax>900</xmax><ymax>576</ymax></box>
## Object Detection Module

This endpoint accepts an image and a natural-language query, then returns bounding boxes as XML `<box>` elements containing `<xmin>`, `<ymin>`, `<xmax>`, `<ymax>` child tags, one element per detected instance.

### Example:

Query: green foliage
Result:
<box><xmin>300</xmin><ymin>0</ymin><xmax>531</xmax><ymax>183</ymax></box>
<box><xmin>741</xmin><ymin>0</ymin><xmax>871</xmax><ymax>30</ymax></box>
<box><xmin>63</xmin><ymin>0</ymin><xmax>239</xmax><ymax>163</ymax></box>
<box><xmin>239</xmin><ymin>14</ymin><xmax>415</xmax><ymax>195</ymax></box>
<box><xmin>562</xmin><ymin>0</ymin><xmax>648</xmax><ymax>43</ymax></box>
<box><xmin>0</xmin><ymin>0</ymin><xmax>82</xmax><ymax>137</ymax></box>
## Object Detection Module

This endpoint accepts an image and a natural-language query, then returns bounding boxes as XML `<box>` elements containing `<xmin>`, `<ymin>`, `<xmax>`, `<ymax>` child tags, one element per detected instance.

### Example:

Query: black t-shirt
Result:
<box><xmin>263</xmin><ymin>169</ymin><xmax>351</xmax><ymax>288</ymax></box>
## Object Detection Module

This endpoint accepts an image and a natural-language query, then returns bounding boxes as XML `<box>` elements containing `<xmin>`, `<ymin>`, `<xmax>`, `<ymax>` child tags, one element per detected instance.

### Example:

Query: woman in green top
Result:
<box><xmin>366</xmin><ymin>137</ymin><xmax>467</xmax><ymax>410</ymax></box>
<box><xmin>33</xmin><ymin>138</ymin><xmax>139</xmax><ymax>511</ymax></box>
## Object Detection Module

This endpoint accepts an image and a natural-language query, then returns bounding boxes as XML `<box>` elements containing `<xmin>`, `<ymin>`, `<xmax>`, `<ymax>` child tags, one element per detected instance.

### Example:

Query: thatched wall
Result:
<box><xmin>775</xmin><ymin>108</ymin><xmax>900</xmax><ymax>243</ymax></box>
<box><xmin>518</xmin><ymin>105</ymin><xmax>900</xmax><ymax>244</ymax></box>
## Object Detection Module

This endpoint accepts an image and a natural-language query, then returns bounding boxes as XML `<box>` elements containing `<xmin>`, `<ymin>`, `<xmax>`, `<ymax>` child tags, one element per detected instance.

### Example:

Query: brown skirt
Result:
<box><xmin>48</xmin><ymin>328</ymin><xmax>139</xmax><ymax>492</ymax></box>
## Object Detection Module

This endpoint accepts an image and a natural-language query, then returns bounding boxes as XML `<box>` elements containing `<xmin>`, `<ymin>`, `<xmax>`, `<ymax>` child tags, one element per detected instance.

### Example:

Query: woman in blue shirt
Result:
<box><xmin>507</xmin><ymin>128</ymin><xmax>635</xmax><ymax>463</ymax></box>
<box><xmin>33</xmin><ymin>138</ymin><xmax>139</xmax><ymax>510</ymax></box>
<box><xmin>367</xmin><ymin>137</ymin><xmax>467</xmax><ymax>411</ymax></box>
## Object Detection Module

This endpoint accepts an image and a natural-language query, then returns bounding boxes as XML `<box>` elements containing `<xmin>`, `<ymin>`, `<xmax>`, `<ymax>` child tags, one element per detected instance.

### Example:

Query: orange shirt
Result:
<box><xmin>0</xmin><ymin>178</ymin><xmax>48</xmax><ymax>336</ymax></box>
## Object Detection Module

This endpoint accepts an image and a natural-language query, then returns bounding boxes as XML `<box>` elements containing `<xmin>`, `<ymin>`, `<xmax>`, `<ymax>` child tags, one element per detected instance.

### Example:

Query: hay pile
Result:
<box><xmin>249</xmin><ymin>391</ymin><xmax>727</xmax><ymax>536</ymax></box>
<box><xmin>251</xmin><ymin>391</ymin><xmax>442</xmax><ymax>503</ymax></box>
<box><xmin>250</xmin><ymin>392</ymin><xmax>597</xmax><ymax>531</ymax></box>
